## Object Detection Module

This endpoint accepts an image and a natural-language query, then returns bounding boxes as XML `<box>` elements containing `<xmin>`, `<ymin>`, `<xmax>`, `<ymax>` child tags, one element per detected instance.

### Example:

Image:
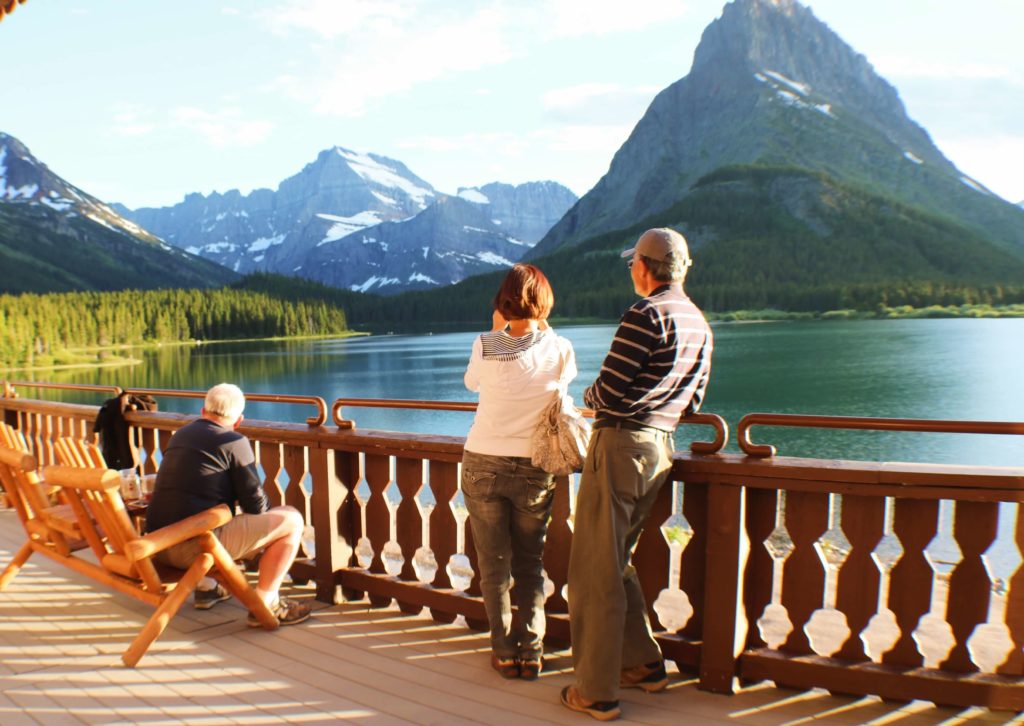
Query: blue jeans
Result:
<box><xmin>461</xmin><ymin>450</ymin><xmax>555</xmax><ymax>661</ymax></box>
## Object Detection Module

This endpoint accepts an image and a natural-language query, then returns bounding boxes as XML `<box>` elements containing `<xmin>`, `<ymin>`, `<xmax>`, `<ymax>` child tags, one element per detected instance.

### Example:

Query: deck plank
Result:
<box><xmin>0</xmin><ymin>510</ymin><xmax>1016</xmax><ymax>725</ymax></box>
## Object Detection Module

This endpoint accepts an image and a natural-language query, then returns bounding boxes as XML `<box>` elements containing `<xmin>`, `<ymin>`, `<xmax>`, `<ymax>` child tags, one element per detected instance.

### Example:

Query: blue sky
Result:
<box><xmin>2</xmin><ymin>0</ymin><xmax>1022</xmax><ymax>209</ymax></box>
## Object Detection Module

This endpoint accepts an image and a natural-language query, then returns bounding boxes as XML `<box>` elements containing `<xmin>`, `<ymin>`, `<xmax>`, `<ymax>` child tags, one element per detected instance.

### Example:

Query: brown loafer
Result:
<box><xmin>519</xmin><ymin>657</ymin><xmax>542</xmax><ymax>680</ymax></box>
<box><xmin>491</xmin><ymin>653</ymin><xmax>520</xmax><ymax>679</ymax></box>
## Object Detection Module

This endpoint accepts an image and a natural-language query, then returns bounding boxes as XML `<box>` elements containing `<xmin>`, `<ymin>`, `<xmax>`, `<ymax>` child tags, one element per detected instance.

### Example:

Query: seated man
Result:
<box><xmin>146</xmin><ymin>383</ymin><xmax>312</xmax><ymax>626</ymax></box>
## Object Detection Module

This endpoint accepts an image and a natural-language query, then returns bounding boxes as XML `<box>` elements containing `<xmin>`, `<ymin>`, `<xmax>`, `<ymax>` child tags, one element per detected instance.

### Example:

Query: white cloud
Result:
<box><xmin>254</xmin><ymin>0</ymin><xmax>689</xmax><ymax>117</ymax></box>
<box><xmin>172</xmin><ymin>107</ymin><xmax>275</xmax><ymax>147</ymax></box>
<box><xmin>310</xmin><ymin>6</ymin><xmax>517</xmax><ymax>117</ymax></box>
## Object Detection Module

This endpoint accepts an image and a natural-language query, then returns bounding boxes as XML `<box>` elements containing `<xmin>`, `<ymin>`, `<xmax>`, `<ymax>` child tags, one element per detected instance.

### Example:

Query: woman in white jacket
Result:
<box><xmin>462</xmin><ymin>263</ymin><xmax>577</xmax><ymax>681</ymax></box>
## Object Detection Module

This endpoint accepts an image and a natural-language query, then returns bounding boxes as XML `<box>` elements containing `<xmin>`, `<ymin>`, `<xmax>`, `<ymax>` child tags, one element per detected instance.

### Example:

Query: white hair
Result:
<box><xmin>204</xmin><ymin>383</ymin><xmax>245</xmax><ymax>421</ymax></box>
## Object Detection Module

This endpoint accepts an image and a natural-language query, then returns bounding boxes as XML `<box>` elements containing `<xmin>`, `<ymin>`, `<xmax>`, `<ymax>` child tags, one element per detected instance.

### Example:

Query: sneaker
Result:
<box><xmin>491</xmin><ymin>653</ymin><xmax>520</xmax><ymax>679</ymax></box>
<box><xmin>620</xmin><ymin>660</ymin><xmax>668</xmax><ymax>693</ymax></box>
<box><xmin>247</xmin><ymin>596</ymin><xmax>313</xmax><ymax>627</ymax></box>
<box><xmin>193</xmin><ymin>584</ymin><xmax>231</xmax><ymax>610</ymax></box>
<box><xmin>519</xmin><ymin>656</ymin><xmax>542</xmax><ymax>681</ymax></box>
<box><xmin>560</xmin><ymin>685</ymin><xmax>620</xmax><ymax>721</ymax></box>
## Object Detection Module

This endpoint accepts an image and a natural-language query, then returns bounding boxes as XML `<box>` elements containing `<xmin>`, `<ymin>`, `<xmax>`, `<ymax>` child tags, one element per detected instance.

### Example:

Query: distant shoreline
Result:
<box><xmin>4</xmin><ymin>303</ymin><xmax>1021</xmax><ymax>373</ymax></box>
<box><xmin>0</xmin><ymin>331</ymin><xmax>367</xmax><ymax>375</ymax></box>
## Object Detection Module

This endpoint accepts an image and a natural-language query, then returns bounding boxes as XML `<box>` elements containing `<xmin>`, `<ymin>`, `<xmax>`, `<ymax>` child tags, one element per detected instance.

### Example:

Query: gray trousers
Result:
<box><xmin>568</xmin><ymin>425</ymin><xmax>674</xmax><ymax>701</ymax></box>
<box><xmin>461</xmin><ymin>450</ymin><xmax>555</xmax><ymax>660</ymax></box>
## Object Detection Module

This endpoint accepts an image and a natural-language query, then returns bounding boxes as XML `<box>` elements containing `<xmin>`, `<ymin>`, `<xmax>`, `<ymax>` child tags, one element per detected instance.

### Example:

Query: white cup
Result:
<box><xmin>119</xmin><ymin>468</ymin><xmax>141</xmax><ymax>501</ymax></box>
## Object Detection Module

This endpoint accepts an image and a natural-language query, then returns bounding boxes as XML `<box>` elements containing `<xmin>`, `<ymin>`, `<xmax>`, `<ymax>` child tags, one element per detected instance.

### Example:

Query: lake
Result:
<box><xmin>36</xmin><ymin>317</ymin><xmax>1024</xmax><ymax>467</ymax></box>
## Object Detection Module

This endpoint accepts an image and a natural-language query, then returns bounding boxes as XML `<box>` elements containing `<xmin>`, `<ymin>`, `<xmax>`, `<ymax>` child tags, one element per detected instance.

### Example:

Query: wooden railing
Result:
<box><xmin>2</xmin><ymin>382</ymin><xmax>1023</xmax><ymax>710</ymax></box>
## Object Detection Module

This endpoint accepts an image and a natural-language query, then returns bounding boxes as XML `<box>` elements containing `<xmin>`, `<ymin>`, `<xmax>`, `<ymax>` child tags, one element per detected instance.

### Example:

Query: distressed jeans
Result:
<box><xmin>568</xmin><ymin>425</ymin><xmax>675</xmax><ymax>702</ymax></box>
<box><xmin>461</xmin><ymin>450</ymin><xmax>555</xmax><ymax>661</ymax></box>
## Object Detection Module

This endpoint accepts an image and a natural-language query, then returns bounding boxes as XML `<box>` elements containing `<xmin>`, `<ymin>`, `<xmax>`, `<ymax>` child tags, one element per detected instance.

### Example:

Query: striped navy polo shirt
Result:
<box><xmin>583</xmin><ymin>283</ymin><xmax>712</xmax><ymax>431</ymax></box>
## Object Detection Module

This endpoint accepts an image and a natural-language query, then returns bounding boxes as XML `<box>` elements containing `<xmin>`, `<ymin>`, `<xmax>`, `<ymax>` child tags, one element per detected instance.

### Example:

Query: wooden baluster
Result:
<box><xmin>883</xmin><ymin>499</ymin><xmax>939</xmax><ymax>667</ymax></box>
<box><xmin>998</xmin><ymin>505</ymin><xmax>1024</xmax><ymax>675</ymax></box>
<box><xmin>543</xmin><ymin>473</ymin><xmax>572</xmax><ymax>614</ymax></box>
<box><xmin>780</xmin><ymin>489</ymin><xmax>829</xmax><ymax>654</ymax></box>
<box><xmin>699</xmin><ymin>481</ymin><xmax>746</xmax><ymax>694</ymax></box>
<box><xmin>258</xmin><ymin>441</ymin><xmax>285</xmax><ymax>508</ymax></box>
<box><xmin>634</xmin><ymin>479</ymin><xmax>672</xmax><ymax>629</ymax></box>
<box><xmin>680</xmin><ymin>481</ymin><xmax>708</xmax><ymax>642</ymax></box>
<box><xmin>394</xmin><ymin>458</ymin><xmax>424</xmax><ymax>615</ymax></box>
<box><xmin>28</xmin><ymin>412</ymin><xmax>43</xmax><ymax>462</ymax></box>
<box><xmin>138</xmin><ymin>427</ymin><xmax>158</xmax><ymax>474</ymax></box>
<box><xmin>308</xmin><ymin>445</ymin><xmax>348</xmax><ymax>603</ymax></box>
<box><xmin>283</xmin><ymin>444</ymin><xmax>311</xmax><ymax>524</ymax></box>
<box><xmin>428</xmin><ymin>460</ymin><xmax>458</xmax><ymax>623</ymax></box>
<box><xmin>364</xmin><ymin>453</ymin><xmax>392</xmax><ymax>608</ymax></box>
<box><xmin>38</xmin><ymin>414</ymin><xmax>54</xmax><ymax>466</ymax></box>
<box><xmin>336</xmin><ymin>450</ymin><xmax>365</xmax><ymax>603</ymax></box>
<box><xmin>157</xmin><ymin>427</ymin><xmax>174</xmax><ymax>459</ymax></box>
<box><xmin>941</xmin><ymin>500</ymin><xmax>999</xmax><ymax>672</ymax></box>
<box><xmin>835</xmin><ymin>494</ymin><xmax>885</xmax><ymax>662</ymax></box>
<box><xmin>743</xmin><ymin>487</ymin><xmax>778</xmax><ymax>650</ymax></box>
<box><xmin>84</xmin><ymin>416</ymin><xmax>99</xmax><ymax>444</ymax></box>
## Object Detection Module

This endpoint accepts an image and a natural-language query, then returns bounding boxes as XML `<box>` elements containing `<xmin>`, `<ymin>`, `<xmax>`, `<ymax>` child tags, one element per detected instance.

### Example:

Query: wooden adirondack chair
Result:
<box><xmin>0</xmin><ymin>439</ymin><xmax>85</xmax><ymax>561</ymax></box>
<box><xmin>54</xmin><ymin>436</ymin><xmax>106</xmax><ymax>468</ymax></box>
<box><xmin>0</xmin><ymin>450</ymin><xmax>279</xmax><ymax>667</ymax></box>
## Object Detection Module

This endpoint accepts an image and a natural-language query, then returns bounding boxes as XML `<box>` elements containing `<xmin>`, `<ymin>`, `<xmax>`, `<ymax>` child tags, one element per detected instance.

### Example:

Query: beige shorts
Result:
<box><xmin>157</xmin><ymin>512</ymin><xmax>280</xmax><ymax>570</ymax></box>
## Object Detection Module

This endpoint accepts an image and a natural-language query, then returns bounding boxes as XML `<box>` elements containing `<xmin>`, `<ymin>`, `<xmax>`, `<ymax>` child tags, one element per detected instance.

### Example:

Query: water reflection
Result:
<box><xmin>18</xmin><ymin>318</ymin><xmax>1024</xmax><ymax>467</ymax></box>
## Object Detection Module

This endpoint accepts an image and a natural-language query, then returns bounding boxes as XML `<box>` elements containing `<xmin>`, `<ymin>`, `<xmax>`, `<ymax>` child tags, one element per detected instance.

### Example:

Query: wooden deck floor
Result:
<box><xmin>0</xmin><ymin>511</ymin><xmax>1019</xmax><ymax>726</ymax></box>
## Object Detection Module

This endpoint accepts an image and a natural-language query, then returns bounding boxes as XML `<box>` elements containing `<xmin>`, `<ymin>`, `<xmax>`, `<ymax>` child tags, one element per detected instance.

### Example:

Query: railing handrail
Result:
<box><xmin>738</xmin><ymin>412</ymin><xmax>1024</xmax><ymax>457</ymax></box>
<box><xmin>1</xmin><ymin>381</ymin><xmax>328</xmax><ymax>426</ymax></box>
<box><xmin>3</xmin><ymin>380</ymin><xmax>123</xmax><ymax>398</ymax></box>
<box><xmin>124</xmin><ymin>387</ymin><xmax>328</xmax><ymax>427</ymax></box>
<box><xmin>333</xmin><ymin>397</ymin><xmax>729</xmax><ymax>453</ymax></box>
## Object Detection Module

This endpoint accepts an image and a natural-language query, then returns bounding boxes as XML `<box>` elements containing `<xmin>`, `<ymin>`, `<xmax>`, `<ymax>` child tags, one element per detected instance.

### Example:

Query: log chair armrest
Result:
<box><xmin>124</xmin><ymin>504</ymin><xmax>232</xmax><ymax>562</ymax></box>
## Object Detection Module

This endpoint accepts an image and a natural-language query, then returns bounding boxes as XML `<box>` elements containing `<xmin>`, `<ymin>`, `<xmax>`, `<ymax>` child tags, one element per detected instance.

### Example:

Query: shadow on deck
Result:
<box><xmin>0</xmin><ymin>511</ymin><xmax>1014</xmax><ymax>726</ymax></box>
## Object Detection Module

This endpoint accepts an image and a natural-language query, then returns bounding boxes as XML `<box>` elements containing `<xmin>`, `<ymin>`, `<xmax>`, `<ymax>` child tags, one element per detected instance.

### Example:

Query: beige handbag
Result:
<box><xmin>530</xmin><ymin>352</ymin><xmax>591</xmax><ymax>475</ymax></box>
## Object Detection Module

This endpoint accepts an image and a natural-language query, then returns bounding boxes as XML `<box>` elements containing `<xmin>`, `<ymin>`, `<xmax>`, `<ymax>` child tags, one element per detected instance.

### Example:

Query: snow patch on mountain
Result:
<box><xmin>317</xmin><ymin>211</ymin><xmax>384</xmax><ymax>245</ymax></box>
<box><xmin>352</xmin><ymin>275</ymin><xmax>401</xmax><ymax>292</ymax></box>
<box><xmin>248</xmin><ymin>234</ymin><xmax>286</xmax><ymax>253</ymax></box>
<box><xmin>458</xmin><ymin>189</ymin><xmax>490</xmax><ymax>204</ymax></box>
<box><xmin>336</xmin><ymin>149</ymin><xmax>433</xmax><ymax>207</ymax></box>
<box><xmin>762</xmin><ymin>70</ymin><xmax>809</xmax><ymax>96</ymax></box>
<box><xmin>40</xmin><ymin>196</ymin><xmax>73</xmax><ymax>211</ymax></box>
<box><xmin>960</xmin><ymin>176</ymin><xmax>993</xmax><ymax>196</ymax></box>
<box><xmin>477</xmin><ymin>251</ymin><xmax>514</xmax><ymax>266</ymax></box>
<box><xmin>755</xmin><ymin>71</ymin><xmax>834</xmax><ymax>117</ymax></box>
<box><xmin>903</xmin><ymin>151</ymin><xmax>923</xmax><ymax>165</ymax></box>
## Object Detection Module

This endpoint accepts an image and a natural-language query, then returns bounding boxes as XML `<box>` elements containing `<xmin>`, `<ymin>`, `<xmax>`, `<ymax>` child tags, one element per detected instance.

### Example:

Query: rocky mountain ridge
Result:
<box><xmin>531</xmin><ymin>0</ymin><xmax>1024</xmax><ymax>262</ymax></box>
<box><xmin>0</xmin><ymin>132</ymin><xmax>235</xmax><ymax>293</ymax></box>
<box><xmin>124</xmin><ymin>149</ymin><xmax>576</xmax><ymax>295</ymax></box>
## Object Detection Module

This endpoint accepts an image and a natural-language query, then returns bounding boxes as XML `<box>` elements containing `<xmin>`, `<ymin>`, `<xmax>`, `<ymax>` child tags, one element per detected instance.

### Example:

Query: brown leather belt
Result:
<box><xmin>591</xmin><ymin>418</ymin><xmax>669</xmax><ymax>436</ymax></box>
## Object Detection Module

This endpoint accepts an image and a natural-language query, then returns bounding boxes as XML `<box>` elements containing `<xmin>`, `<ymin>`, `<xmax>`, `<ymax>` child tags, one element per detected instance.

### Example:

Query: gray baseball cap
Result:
<box><xmin>620</xmin><ymin>228</ymin><xmax>692</xmax><ymax>266</ymax></box>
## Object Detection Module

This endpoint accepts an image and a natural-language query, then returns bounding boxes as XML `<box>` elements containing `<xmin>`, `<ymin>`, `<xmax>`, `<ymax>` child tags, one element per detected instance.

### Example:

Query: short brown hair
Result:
<box><xmin>493</xmin><ymin>264</ymin><xmax>554</xmax><ymax>321</ymax></box>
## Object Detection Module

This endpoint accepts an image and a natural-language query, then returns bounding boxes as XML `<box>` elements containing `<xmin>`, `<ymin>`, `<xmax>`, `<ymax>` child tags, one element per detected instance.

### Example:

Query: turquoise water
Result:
<box><xmin>37</xmin><ymin>317</ymin><xmax>1024</xmax><ymax>467</ymax></box>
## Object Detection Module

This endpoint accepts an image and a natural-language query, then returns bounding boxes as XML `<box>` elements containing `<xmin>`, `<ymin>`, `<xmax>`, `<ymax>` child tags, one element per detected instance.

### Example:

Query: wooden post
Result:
<box><xmin>699</xmin><ymin>482</ymin><xmax>747</xmax><ymax>694</ymax></box>
<box><xmin>310</xmin><ymin>445</ymin><xmax>349</xmax><ymax>604</ymax></box>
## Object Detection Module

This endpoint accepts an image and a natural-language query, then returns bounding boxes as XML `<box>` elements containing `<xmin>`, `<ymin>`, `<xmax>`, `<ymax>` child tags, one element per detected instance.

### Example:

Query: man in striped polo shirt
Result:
<box><xmin>561</xmin><ymin>228</ymin><xmax>712</xmax><ymax>721</ymax></box>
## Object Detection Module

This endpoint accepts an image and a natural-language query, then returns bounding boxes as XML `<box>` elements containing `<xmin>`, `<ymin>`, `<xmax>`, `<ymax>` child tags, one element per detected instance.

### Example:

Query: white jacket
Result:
<box><xmin>464</xmin><ymin>328</ymin><xmax>577</xmax><ymax>458</ymax></box>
